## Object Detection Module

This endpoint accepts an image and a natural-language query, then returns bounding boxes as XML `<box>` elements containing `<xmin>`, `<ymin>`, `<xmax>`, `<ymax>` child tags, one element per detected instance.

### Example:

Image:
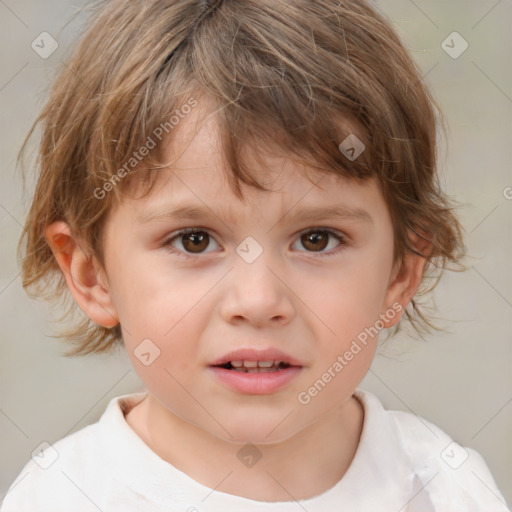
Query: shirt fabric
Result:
<box><xmin>1</xmin><ymin>388</ymin><xmax>509</xmax><ymax>512</ymax></box>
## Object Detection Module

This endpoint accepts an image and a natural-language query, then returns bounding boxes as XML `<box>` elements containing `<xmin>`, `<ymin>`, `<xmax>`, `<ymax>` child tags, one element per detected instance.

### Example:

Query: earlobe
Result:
<box><xmin>381</xmin><ymin>231</ymin><xmax>432</xmax><ymax>329</ymax></box>
<box><xmin>44</xmin><ymin>221</ymin><xmax>119</xmax><ymax>328</ymax></box>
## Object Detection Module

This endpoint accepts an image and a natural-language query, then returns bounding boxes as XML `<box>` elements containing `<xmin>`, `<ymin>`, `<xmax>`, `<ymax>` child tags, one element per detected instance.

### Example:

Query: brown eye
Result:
<box><xmin>181</xmin><ymin>231</ymin><xmax>209</xmax><ymax>253</ymax></box>
<box><xmin>164</xmin><ymin>227</ymin><xmax>346</xmax><ymax>259</ymax></box>
<box><xmin>301</xmin><ymin>231</ymin><xmax>329</xmax><ymax>252</ymax></box>
<box><xmin>164</xmin><ymin>228</ymin><xmax>219</xmax><ymax>257</ymax></box>
<box><xmin>292</xmin><ymin>228</ymin><xmax>346</xmax><ymax>257</ymax></box>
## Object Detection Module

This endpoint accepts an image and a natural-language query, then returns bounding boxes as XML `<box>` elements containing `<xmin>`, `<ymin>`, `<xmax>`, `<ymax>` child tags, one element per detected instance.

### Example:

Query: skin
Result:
<box><xmin>45</xmin><ymin>102</ymin><xmax>429</xmax><ymax>502</ymax></box>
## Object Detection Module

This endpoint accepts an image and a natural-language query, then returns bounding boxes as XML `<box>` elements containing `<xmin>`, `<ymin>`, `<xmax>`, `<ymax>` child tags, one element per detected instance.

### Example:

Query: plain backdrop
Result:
<box><xmin>1</xmin><ymin>0</ymin><xmax>511</xmax><ymax>507</ymax></box>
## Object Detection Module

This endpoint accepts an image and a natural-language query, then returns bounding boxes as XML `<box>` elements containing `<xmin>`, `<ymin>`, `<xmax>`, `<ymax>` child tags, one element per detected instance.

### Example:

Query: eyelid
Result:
<box><xmin>296</xmin><ymin>226</ymin><xmax>346</xmax><ymax>239</ymax></box>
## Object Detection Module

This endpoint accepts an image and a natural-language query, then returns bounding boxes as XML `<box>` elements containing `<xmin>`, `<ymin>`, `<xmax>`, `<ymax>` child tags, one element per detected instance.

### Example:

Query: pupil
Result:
<box><xmin>184</xmin><ymin>232</ymin><xmax>208</xmax><ymax>252</ymax></box>
<box><xmin>303</xmin><ymin>231</ymin><xmax>328</xmax><ymax>251</ymax></box>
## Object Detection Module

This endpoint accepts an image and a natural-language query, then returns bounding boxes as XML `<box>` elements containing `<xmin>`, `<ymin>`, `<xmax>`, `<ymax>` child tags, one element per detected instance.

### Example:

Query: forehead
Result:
<box><xmin>113</xmin><ymin>101</ymin><xmax>384</xmax><ymax>223</ymax></box>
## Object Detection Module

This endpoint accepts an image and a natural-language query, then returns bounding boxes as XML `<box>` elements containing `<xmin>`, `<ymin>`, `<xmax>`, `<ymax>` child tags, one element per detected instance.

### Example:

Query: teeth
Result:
<box><xmin>225</xmin><ymin>360</ymin><xmax>289</xmax><ymax>372</ymax></box>
<box><xmin>233</xmin><ymin>360</ymin><xmax>285</xmax><ymax>368</ymax></box>
<box><xmin>257</xmin><ymin>361</ymin><xmax>275</xmax><ymax>368</ymax></box>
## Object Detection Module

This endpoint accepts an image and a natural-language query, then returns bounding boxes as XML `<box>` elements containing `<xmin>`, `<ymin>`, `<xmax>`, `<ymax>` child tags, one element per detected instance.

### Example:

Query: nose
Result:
<box><xmin>219</xmin><ymin>249</ymin><xmax>296</xmax><ymax>328</ymax></box>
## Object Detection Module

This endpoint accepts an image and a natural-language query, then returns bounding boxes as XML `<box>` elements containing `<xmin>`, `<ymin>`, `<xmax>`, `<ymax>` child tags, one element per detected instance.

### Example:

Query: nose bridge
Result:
<box><xmin>220</xmin><ymin>234</ymin><xmax>295</xmax><ymax>325</ymax></box>
<box><xmin>235</xmin><ymin>233</ymin><xmax>282</xmax><ymax>297</ymax></box>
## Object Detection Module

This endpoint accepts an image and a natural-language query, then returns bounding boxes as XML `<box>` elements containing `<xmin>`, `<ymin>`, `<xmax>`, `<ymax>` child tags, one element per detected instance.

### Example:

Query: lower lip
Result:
<box><xmin>209</xmin><ymin>366</ymin><xmax>302</xmax><ymax>394</ymax></box>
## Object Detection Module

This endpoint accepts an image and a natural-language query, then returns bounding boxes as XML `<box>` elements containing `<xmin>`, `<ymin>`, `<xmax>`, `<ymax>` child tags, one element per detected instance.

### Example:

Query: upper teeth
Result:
<box><xmin>230</xmin><ymin>360</ymin><xmax>283</xmax><ymax>368</ymax></box>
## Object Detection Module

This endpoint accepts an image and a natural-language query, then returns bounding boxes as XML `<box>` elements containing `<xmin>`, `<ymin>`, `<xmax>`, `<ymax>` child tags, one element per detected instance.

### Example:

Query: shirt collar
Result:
<box><xmin>97</xmin><ymin>388</ymin><xmax>418</xmax><ymax>511</ymax></box>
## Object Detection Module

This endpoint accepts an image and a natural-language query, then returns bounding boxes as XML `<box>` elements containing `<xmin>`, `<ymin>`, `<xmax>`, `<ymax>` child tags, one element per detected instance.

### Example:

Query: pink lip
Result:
<box><xmin>209</xmin><ymin>347</ymin><xmax>304</xmax><ymax>367</ymax></box>
<box><xmin>208</xmin><ymin>347</ymin><xmax>304</xmax><ymax>395</ymax></box>
<box><xmin>209</xmin><ymin>366</ymin><xmax>302</xmax><ymax>394</ymax></box>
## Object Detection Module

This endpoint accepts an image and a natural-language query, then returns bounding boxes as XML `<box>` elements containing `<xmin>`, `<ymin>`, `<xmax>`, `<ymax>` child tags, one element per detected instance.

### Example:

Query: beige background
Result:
<box><xmin>1</xmin><ymin>0</ymin><xmax>511</xmax><ymax>507</ymax></box>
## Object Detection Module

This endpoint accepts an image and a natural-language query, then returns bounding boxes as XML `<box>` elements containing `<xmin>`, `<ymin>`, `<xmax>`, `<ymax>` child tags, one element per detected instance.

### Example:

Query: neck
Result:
<box><xmin>125</xmin><ymin>393</ymin><xmax>364</xmax><ymax>502</ymax></box>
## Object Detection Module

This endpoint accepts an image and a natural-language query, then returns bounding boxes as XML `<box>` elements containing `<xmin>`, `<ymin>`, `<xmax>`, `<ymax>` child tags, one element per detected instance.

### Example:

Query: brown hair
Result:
<box><xmin>17</xmin><ymin>0</ymin><xmax>465</xmax><ymax>357</ymax></box>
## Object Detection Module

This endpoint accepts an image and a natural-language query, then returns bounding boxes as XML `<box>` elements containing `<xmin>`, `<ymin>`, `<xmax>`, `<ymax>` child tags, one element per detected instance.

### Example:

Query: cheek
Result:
<box><xmin>310</xmin><ymin>257</ymin><xmax>390</xmax><ymax>331</ymax></box>
<box><xmin>112</xmin><ymin>254</ymin><xmax>213</xmax><ymax>333</ymax></box>
<box><xmin>301</xmin><ymin>250</ymin><xmax>392</xmax><ymax>376</ymax></box>
<box><xmin>122</xmin><ymin>304</ymin><xmax>204</xmax><ymax>400</ymax></box>
<box><xmin>111</xmin><ymin>267</ymin><xmax>211</xmax><ymax>384</ymax></box>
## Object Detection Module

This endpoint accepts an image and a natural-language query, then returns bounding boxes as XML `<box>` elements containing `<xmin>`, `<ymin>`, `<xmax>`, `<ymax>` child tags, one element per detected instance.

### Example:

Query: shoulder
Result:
<box><xmin>1</xmin><ymin>421</ymin><xmax>108</xmax><ymax>512</ymax></box>
<box><xmin>355</xmin><ymin>389</ymin><xmax>510</xmax><ymax>511</ymax></box>
<box><xmin>1</xmin><ymin>392</ymin><xmax>147</xmax><ymax>512</ymax></box>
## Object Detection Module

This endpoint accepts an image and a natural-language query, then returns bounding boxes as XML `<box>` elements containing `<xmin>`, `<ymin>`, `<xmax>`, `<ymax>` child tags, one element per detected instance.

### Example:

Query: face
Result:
<box><xmin>99</xmin><ymin>105</ymin><xmax>402</xmax><ymax>445</ymax></box>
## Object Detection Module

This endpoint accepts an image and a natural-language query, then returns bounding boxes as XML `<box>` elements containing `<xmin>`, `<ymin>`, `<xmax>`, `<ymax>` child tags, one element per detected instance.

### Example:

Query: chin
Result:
<box><xmin>208</xmin><ymin>416</ymin><xmax>303</xmax><ymax>446</ymax></box>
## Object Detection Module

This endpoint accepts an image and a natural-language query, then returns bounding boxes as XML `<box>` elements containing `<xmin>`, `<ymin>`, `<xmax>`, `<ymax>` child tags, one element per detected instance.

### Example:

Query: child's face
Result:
<box><xmin>94</xmin><ymin>107</ymin><xmax>407</xmax><ymax>444</ymax></box>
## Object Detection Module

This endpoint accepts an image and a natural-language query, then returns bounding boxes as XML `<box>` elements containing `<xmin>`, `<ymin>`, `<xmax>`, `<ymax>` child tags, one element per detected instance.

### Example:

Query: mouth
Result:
<box><xmin>208</xmin><ymin>348</ymin><xmax>304</xmax><ymax>393</ymax></box>
<box><xmin>209</xmin><ymin>359</ymin><xmax>302</xmax><ymax>395</ymax></box>
<box><xmin>212</xmin><ymin>360</ymin><xmax>295</xmax><ymax>373</ymax></box>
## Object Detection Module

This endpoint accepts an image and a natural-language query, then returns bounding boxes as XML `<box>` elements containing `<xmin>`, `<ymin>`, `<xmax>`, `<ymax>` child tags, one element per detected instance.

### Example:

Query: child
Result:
<box><xmin>2</xmin><ymin>0</ymin><xmax>509</xmax><ymax>510</ymax></box>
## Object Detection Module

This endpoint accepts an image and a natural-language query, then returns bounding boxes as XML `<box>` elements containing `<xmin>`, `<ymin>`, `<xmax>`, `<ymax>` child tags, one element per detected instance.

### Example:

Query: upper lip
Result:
<box><xmin>209</xmin><ymin>347</ymin><xmax>304</xmax><ymax>367</ymax></box>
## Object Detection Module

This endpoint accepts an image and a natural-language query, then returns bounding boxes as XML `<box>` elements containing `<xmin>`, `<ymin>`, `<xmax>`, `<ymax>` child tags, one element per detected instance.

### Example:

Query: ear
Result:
<box><xmin>380</xmin><ymin>230</ymin><xmax>432</xmax><ymax>329</ymax></box>
<box><xmin>44</xmin><ymin>221</ymin><xmax>119</xmax><ymax>328</ymax></box>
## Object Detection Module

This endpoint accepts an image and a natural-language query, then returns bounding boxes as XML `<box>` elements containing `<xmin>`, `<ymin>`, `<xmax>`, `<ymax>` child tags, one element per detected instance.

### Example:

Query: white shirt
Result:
<box><xmin>1</xmin><ymin>388</ymin><xmax>509</xmax><ymax>511</ymax></box>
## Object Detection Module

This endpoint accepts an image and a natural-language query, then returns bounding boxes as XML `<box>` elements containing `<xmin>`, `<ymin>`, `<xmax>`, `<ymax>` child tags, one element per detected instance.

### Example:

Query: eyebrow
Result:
<box><xmin>136</xmin><ymin>204</ymin><xmax>373</xmax><ymax>225</ymax></box>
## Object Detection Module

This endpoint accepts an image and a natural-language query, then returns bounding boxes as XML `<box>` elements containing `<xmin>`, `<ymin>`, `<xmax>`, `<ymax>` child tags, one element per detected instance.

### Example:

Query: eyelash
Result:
<box><xmin>162</xmin><ymin>227</ymin><xmax>347</xmax><ymax>260</ymax></box>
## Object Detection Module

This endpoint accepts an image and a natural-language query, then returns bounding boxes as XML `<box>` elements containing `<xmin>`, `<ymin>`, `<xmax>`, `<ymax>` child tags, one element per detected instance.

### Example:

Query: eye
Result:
<box><xmin>292</xmin><ymin>228</ymin><xmax>346</xmax><ymax>257</ymax></box>
<box><xmin>162</xmin><ymin>227</ymin><xmax>347</xmax><ymax>259</ymax></box>
<box><xmin>163</xmin><ymin>228</ymin><xmax>220</xmax><ymax>257</ymax></box>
